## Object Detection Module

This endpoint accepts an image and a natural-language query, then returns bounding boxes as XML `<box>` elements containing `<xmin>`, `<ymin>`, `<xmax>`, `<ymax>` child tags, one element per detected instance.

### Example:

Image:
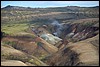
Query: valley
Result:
<box><xmin>1</xmin><ymin>5</ymin><xmax>99</xmax><ymax>66</ymax></box>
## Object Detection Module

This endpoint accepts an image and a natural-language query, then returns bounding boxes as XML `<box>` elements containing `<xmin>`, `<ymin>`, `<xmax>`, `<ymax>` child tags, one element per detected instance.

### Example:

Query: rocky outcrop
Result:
<box><xmin>40</xmin><ymin>34</ymin><xmax>62</xmax><ymax>45</ymax></box>
<box><xmin>46</xmin><ymin>18</ymin><xmax>99</xmax><ymax>42</ymax></box>
<box><xmin>34</xmin><ymin>37</ymin><xmax>58</xmax><ymax>54</ymax></box>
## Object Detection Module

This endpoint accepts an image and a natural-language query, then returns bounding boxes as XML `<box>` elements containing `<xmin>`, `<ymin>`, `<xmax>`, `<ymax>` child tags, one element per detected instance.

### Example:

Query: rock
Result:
<box><xmin>40</xmin><ymin>34</ymin><xmax>62</xmax><ymax>45</ymax></box>
<box><xmin>35</xmin><ymin>37</ymin><xmax>58</xmax><ymax>54</ymax></box>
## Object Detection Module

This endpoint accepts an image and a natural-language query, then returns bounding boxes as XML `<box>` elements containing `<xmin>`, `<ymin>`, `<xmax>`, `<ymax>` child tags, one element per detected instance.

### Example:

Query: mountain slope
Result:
<box><xmin>1</xmin><ymin>44</ymin><xmax>48</xmax><ymax>66</ymax></box>
<box><xmin>44</xmin><ymin>34</ymin><xmax>99</xmax><ymax>66</ymax></box>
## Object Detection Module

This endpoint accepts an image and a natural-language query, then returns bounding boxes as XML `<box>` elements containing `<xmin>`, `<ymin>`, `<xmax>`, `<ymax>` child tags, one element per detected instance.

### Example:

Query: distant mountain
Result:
<box><xmin>2</xmin><ymin>5</ymin><xmax>99</xmax><ymax>9</ymax></box>
<box><xmin>1</xmin><ymin>5</ymin><xmax>33</xmax><ymax>10</ymax></box>
<box><xmin>1</xmin><ymin>5</ymin><xmax>99</xmax><ymax>24</ymax></box>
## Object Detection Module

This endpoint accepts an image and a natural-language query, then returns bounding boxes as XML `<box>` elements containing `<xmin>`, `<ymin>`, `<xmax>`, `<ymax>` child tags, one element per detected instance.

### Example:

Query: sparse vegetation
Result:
<box><xmin>1</xmin><ymin>5</ymin><xmax>99</xmax><ymax>66</ymax></box>
<box><xmin>1</xmin><ymin>23</ymin><xmax>29</xmax><ymax>36</ymax></box>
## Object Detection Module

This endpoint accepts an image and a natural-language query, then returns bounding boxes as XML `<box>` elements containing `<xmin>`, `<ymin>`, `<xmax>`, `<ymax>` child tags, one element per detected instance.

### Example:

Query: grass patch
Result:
<box><xmin>1</xmin><ymin>23</ymin><xmax>29</xmax><ymax>36</ymax></box>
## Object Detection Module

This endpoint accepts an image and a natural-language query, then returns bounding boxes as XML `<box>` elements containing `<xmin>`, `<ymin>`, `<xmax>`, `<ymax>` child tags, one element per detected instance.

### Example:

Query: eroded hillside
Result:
<box><xmin>1</xmin><ymin>6</ymin><xmax>99</xmax><ymax>66</ymax></box>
